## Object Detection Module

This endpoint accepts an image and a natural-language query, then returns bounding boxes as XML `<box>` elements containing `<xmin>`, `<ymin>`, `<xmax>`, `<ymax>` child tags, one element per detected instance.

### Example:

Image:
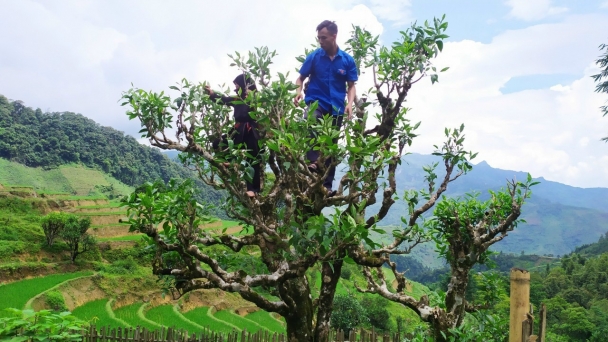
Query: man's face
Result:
<box><xmin>317</xmin><ymin>27</ymin><xmax>336</xmax><ymax>51</ymax></box>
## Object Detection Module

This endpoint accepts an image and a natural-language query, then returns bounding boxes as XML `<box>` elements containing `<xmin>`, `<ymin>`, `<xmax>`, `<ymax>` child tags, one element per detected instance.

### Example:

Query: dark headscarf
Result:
<box><xmin>233</xmin><ymin>74</ymin><xmax>257</xmax><ymax>98</ymax></box>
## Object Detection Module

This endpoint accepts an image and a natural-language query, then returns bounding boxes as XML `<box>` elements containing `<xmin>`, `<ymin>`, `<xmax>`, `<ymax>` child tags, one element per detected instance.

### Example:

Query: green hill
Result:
<box><xmin>0</xmin><ymin>159</ymin><xmax>133</xmax><ymax>198</ymax></box>
<box><xmin>366</xmin><ymin>153</ymin><xmax>608</xmax><ymax>258</ymax></box>
<box><xmin>0</xmin><ymin>95</ymin><xmax>222</xmax><ymax>206</ymax></box>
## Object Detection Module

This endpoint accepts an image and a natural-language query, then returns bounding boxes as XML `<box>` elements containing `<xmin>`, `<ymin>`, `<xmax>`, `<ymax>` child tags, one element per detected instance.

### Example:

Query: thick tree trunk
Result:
<box><xmin>313</xmin><ymin>260</ymin><xmax>344</xmax><ymax>342</ymax></box>
<box><xmin>281</xmin><ymin>276</ymin><xmax>314</xmax><ymax>342</ymax></box>
<box><xmin>429</xmin><ymin>265</ymin><xmax>472</xmax><ymax>342</ymax></box>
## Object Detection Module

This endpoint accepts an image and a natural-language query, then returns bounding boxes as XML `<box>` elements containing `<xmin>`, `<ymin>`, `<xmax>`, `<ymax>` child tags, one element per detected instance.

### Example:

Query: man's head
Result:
<box><xmin>316</xmin><ymin>20</ymin><xmax>338</xmax><ymax>52</ymax></box>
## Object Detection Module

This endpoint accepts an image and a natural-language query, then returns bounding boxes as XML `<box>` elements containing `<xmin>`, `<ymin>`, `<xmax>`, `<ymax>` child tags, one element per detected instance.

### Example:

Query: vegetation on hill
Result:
<box><xmin>0</xmin><ymin>95</ymin><xmax>223</xmax><ymax>206</ymax></box>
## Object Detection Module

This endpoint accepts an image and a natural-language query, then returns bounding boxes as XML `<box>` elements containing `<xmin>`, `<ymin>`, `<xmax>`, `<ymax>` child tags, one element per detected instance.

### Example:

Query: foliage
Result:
<box><xmin>591</xmin><ymin>43</ymin><xmax>608</xmax><ymax>141</ymax></box>
<box><xmin>525</xmin><ymin>232</ymin><xmax>608</xmax><ymax>341</ymax></box>
<box><xmin>330</xmin><ymin>295</ymin><xmax>369</xmax><ymax>335</ymax></box>
<box><xmin>360</xmin><ymin>296</ymin><xmax>391</xmax><ymax>332</ymax></box>
<box><xmin>573</xmin><ymin>231</ymin><xmax>608</xmax><ymax>257</ymax></box>
<box><xmin>95</xmin><ymin>256</ymin><xmax>147</xmax><ymax>276</ymax></box>
<box><xmin>117</xmin><ymin>15</ymin><xmax>534</xmax><ymax>342</ymax></box>
<box><xmin>0</xmin><ymin>308</ymin><xmax>87</xmax><ymax>341</ymax></box>
<box><xmin>44</xmin><ymin>291</ymin><xmax>68</xmax><ymax>312</ymax></box>
<box><xmin>41</xmin><ymin>212</ymin><xmax>70</xmax><ymax>247</ymax></box>
<box><xmin>0</xmin><ymin>95</ymin><xmax>223</xmax><ymax>208</ymax></box>
<box><xmin>58</xmin><ymin>215</ymin><xmax>95</xmax><ymax>263</ymax></box>
<box><xmin>70</xmin><ymin>299</ymin><xmax>120</xmax><ymax>328</ymax></box>
<box><xmin>0</xmin><ymin>272</ymin><xmax>94</xmax><ymax>318</ymax></box>
<box><xmin>0</xmin><ymin>197</ymin><xmax>45</xmax><ymax>261</ymax></box>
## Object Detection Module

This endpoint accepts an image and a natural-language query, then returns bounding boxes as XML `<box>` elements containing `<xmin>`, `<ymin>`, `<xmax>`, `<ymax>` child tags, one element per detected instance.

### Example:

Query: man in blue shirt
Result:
<box><xmin>294</xmin><ymin>20</ymin><xmax>358</xmax><ymax>196</ymax></box>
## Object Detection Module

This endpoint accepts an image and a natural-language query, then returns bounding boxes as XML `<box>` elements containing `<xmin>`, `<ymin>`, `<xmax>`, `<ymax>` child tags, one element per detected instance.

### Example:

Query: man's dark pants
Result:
<box><xmin>306</xmin><ymin>107</ymin><xmax>343</xmax><ymax>191</ymax></box>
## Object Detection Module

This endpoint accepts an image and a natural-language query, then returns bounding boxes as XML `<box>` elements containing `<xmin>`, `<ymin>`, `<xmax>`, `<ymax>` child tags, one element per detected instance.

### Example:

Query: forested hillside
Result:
<box><xmin>0</xmin><ymin>95</ymin><xmax>222</xmax><ymax>205</ymax></box>
<box><xmin>367</xmin><ymin>154</ymin><xmax>608</xmax><ymax>256</ymax></box>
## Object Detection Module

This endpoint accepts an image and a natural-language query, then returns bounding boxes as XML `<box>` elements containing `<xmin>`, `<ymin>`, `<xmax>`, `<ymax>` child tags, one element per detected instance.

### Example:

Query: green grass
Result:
<box><xmin>245</xmin><ymin>311</ymin><xmax>285</xmax><ymax>333</ymax></box>
<box><xmin>0</xmin><ymin>271</ymin><xmax>93</xmax><ymax>317</ymax></box>
<box><xmin>77</xmin><ymin>203</ymin><xmax>125</xmax><ymax>210</ymax></box>
<box><xmin>221</xmin><ymin>220</ymin><xmax>240</xmax><ymax>229</ymax></box>
<box><xmin>71</xmin><ymin>299</ymin><xmax>123</xmax><ymax>328</ymax></box>
<box><xmin>0</xmin><ymin>159</ymin><xmax>73</xmax><ymax>194</ymax></box>
<box><xmin>182</xmin><ymin>307</ymin><xmax>239</xmax><ymax>334</ymax></box>
<box><xmin>97</xmin><ymin>234</ymin><xmax>144</xmax><ymax>242</ymax></box>
<box><xmin>145</xmin><ymin>305</ymin><xmax>204</xmax><ymax>333</ymax></box>
<box><xmin>0</xmin><ymin>159</ymin><xmax>134</xmax><ymax>200</ymax></box>
<box><xmin>213</xmin><ymin>310</ymin><xmax>265</xmax><ymax>333</ymax></box>
<box><xmin>76</xmin><ymin>211</ymin><xmax>128</xmax><ymax>216</ymax></box>
<box><xmin>114</xmin><ymin>303</ymin><xmax>158</xmax><ymax>330</ymax></box>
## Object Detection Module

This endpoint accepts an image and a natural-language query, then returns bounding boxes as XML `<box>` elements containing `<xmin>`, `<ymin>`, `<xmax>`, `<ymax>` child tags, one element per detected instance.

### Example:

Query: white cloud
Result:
<box><xmin>602</xmin><ymin>1</ymin><xmax>608</xmax><ymax>9</ymax></box>
<box><xmin>1</xmin><ymin>1</ymin><xmax>607</xmax><ymax>189</ymax></box>
<box><xmin>0</xmin><ymin>0</ymin><xmax>382</xmax><ymax>131</ymax></box>
<box><xmin>505</xmin><ymin>0</ymin><xmax>568</xmax><ymax>21</ymax></box>
<box><xmin>401</xmin><ymin>14</ymin><xmax>608</xmax><ymax>188</ymax></box>
<box><xmin>367</xmin><ymin>0</ymin><xmax>412</xmax><ymax>26</ymax></box>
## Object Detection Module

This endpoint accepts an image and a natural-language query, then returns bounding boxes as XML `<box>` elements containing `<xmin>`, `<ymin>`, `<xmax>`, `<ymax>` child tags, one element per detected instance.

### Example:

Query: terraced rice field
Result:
<box><xmin>214</xmin><ymin>309</ymin><xmax>265</xmax><ymax>333</ymax></box>
<box><xmin>0</xmin><ymin>271</ymin><xmax>93</xmax><ymax>317</ymax></box>
<box><xmin>70</xmin><ymin>299</ymin><xmax>123</xmax><ymax>328</ymax></box>
<box><xmin>182</xmin><ymin>307</ymin><xmax>239</xmax><ymax>334</ymax></box>
<box><xmin>114</xmin><ymin>303</ymin><xmax>159</xmax><ymax>330</ymax></box>
<box><xmin>245</xmin><ymin>311</ymin><xmax>285</xmax><ymax>333</ymax></box>
<box><xmin>145</xmin><ymin>304</ymin><xmax>204</xmax><ymax>333</ymax></box>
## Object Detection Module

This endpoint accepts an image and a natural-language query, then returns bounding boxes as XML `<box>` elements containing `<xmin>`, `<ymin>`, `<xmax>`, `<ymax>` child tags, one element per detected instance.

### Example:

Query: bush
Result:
<box><xmin>101</xmin><ymin>241</ymin><xmax>153</xmax><ymax>264</ymax></box>
<box><xmin>331</xmin><ymin>295</ymin><xmax>369</xmax><ymax>335</ymax></box>
<box><xmin>361</xmin><ymin>296</ymin><xmax>392</xmax><ymax>332</ymax></box>
<box><xmin>0</xmin><ymin>308</ymin><xmax>87</xmax><ymax>341</ymax></box>
<box><xmin>96</xmin><ymin>256</ymin><xmax>144</xmax><ymax>275</ymax></box>
<box><xmin>44</xmin><ymin>291</ymin><xmax>68</xmax><ymax>312</ymax></box>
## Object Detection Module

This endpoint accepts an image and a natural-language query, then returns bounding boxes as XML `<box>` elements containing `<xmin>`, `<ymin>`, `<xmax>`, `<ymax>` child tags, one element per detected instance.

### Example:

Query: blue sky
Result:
<box><xmin>0</xmin><ymin>0</ymin><xmax>607</xmax><ymax>187</ymax></box>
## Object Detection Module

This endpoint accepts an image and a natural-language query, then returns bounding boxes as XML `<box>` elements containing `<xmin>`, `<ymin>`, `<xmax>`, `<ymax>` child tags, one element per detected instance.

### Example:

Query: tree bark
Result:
<box><xmin>314</xmin><ymin>260</ymin><xmax>344</xmax><ymax>342</ymax></box>
<box><xmin>429</xmin><ymin>265</ymin><xmax>472</xmax><ymax>342</ymax></box>
<box><xmin>280</xmin><ymin>276</ymin><xmax>314</xmax><ymax>342</ymax></box>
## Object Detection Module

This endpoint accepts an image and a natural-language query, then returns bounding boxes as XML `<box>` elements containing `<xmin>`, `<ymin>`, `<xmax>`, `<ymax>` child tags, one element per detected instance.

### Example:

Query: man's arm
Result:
<box><xmin>345</xmin><ymin>81</ymin><xmax>356</xmax><ymax>120</ymax></box>
<box><xmin>294</xmin><ymin>75</ymin><xmax>307</xmax><ymax>105</ymax></box>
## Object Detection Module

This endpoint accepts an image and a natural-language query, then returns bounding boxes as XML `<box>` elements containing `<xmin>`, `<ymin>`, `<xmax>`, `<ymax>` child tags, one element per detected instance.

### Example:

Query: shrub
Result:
<box><xmin>330</xmin><ymin>295</ymin><xmax>369</xmax><ymax>335</ymax></box>
<box><xmin>44</xmin><ymin>291</ymin><xmax>68</xmax><ymax>312</ymax></box>
<box><xmin>0</xmin><ymin>308</ymin><xmax>87</xmax><ymax>341</ymax></box>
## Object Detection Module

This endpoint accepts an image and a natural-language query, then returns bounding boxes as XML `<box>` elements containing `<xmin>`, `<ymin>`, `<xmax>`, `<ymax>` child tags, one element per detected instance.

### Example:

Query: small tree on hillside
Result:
<box><xmin>40</xmin><ymin>212</ymin><xmax>69</xmax><ymax>247</ymax></box>
<box><xmin>59</xmin><ymin>215</ymin><xmax>94</xmax><ymax>263</ymax></box>
<box><xmin>121</xmin><ymin>17</ymin><xmax>533</xmax><ymax>342</ymax></box>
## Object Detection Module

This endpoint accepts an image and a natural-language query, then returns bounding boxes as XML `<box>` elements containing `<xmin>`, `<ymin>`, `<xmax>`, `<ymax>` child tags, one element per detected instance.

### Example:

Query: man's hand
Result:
<box><xmin>294</xmin><ymin>75</ymin><xmax>306</xmax><ymax>106</ymax></box>
<box><xmin>345</xmin><ymin>103</ymin><xmax>353</xmax><ymax>120</ymax></box>
<box><xmin>204</xmin><ymin>85</ymin><xmax>214</xmax><ymax>96</ymax></box>
<box><xmin>294</xmin><ymin>91</ymin><xmax>303</xmax><ymax>106</ymax></box>
<box><xmin>346</xmin><ymin>81</ymin><xmax>356</xmax><ymax>120</ymax></box>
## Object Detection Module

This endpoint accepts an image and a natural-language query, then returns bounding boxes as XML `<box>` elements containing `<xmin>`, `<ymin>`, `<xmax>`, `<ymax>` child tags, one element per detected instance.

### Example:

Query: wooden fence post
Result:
<box><xmin>509</xmin><ymin>268</ymin><xmax>530</xmax><ymax>342</ymax></box>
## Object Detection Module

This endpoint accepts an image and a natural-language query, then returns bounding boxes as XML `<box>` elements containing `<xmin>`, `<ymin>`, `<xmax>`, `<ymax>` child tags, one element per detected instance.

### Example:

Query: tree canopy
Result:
<box><xmin>120</xmin><ymin>17</ymin><xmax>534</xmax><ymax>342</ymax></box>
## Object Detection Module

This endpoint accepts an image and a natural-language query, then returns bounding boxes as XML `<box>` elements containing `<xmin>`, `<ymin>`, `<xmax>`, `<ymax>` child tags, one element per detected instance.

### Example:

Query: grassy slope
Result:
<box><xmin>245</xmin><ymin>311</ymin><xmax>285</xmax><ymax>333</ymax></box>
<box><xmin>145</xmin><ymin>305</ymin><xmax>204</xmax><ymax>333</ymax></box>
<box><xmin>71</xmin><ymin>298</ymin><xmax>123</xmax><ymax>328</ymax></box>
<box><xmin>114</xmin><ymin>303</ymin><xmax>159</xmax><ymax>331</ymax></box>
<box><xmin>214</xmin><ymin>310</ymin><xmax>266</xmax><ymax>333</ymax></box>
<box><xmin>0</xmin><ymin>158</ymin><xmax>133</xmax><ymax>197</ymax></box>
<box><xmin>0</xmin><ymin>271</ymin><xmax>93</xmax><ymax>317</ymax></box>
<box><xmin>182</xmin><ymin>307</ymin><xmax>238</xmax><ymax>334</ymax></box>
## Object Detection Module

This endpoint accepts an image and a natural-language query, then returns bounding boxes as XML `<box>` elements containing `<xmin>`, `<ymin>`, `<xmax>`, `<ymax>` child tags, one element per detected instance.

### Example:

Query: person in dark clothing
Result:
<box><xmin>205</xmin><ymin>74</ymin><xmax>261</xmax><ymax>198</ymax></box>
